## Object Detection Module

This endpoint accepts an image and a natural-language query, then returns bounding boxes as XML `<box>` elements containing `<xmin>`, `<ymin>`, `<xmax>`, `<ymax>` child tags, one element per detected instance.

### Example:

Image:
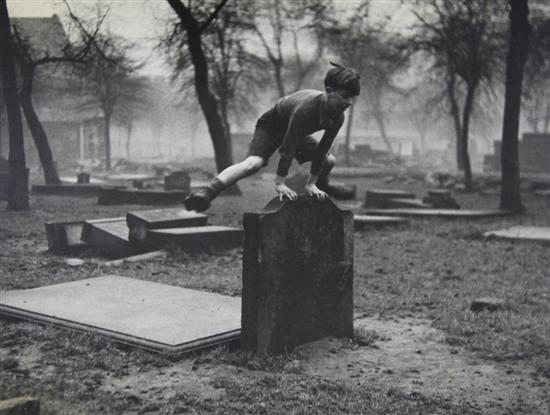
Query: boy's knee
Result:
<box><xmin>325</xmin><ymin>154</ymin><xmax>336</xmax><ymax>167</ymax></box>
<box><xmin>244</xmin><ymin>156</ymin><xmax>264</xmax><ymax>173</ymax></box>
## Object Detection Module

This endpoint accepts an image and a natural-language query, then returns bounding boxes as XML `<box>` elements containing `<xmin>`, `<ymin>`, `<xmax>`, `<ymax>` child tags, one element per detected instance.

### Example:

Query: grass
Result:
<box><xmin>1</xmin><ymin>170</ymin><xmax>550</xmax><ymax>413</ymax></box>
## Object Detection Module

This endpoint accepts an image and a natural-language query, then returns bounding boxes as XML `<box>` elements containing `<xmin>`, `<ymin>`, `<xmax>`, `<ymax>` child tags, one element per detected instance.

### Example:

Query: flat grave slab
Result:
<box><xmin>364</xmin><ymin>188</ymin><xmax>416</xmax><ymax>209</ymax></box>
<box><xmin>385</xmin><ymin>198</ymin><xmax>432</xmax><ymax>209</ymax></box>
<box><xmin>97</xmin><ymin>188</ymin><xmax>188</xmax><ymax>205</ymax></box>
<box><xmin>32</xmin><ymin>184</ymin><xmax>124</xmax><ymax>197</ymax></box>
<box><xmin>354</xmin><ymin>214</ymin><xmax>408</xmax><ymax>229</ymax></box>
<box><xmin>147</xmin><ymin>226</ymin><xmax>243</xmax><ymax>251</ymax></box>
<box><xmin>364</xmin><ymin>208</ymin><xmax>510</xmax><ymax>219</ymax></box>
<box><xmin>45</xmin><ymin>221</ymin><xmax>89</xmax><ymax>255</ymax></box>
<box><xmin>0</xmin><ymin>275</ymin><xmax>241</xmax><ymax>354</ymax></box>
<box><xmin>127</xmin><ymin>208</ymin><xmax>208</xmax><ymax>244</ymax></box>
<box><xmin>484</xmin><ymin>226</ymin><xmax>550</xmax><ymax>243</ymax></box>
<box><xmin>82</xmin><ymin>217</ymin><xmax>147</xmax><ymax>259</ymax></box>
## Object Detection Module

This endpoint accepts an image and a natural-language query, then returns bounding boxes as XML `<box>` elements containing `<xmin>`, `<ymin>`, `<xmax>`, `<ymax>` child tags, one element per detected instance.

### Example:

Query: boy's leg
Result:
<box><xmin>184</xmin><ymin>156</ymin><xmax>265</xmax><ymax>212</ymax></box>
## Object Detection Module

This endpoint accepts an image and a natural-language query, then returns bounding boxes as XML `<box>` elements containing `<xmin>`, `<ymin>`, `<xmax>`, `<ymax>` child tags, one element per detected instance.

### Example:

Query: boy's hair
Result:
<box><xmin>324</xmin><ymin>62</ymin><xmax>360</xmax><ymax>96</ymax></box>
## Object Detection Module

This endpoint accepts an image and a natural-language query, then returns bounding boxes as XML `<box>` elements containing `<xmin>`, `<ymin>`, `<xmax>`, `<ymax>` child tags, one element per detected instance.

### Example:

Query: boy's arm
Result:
<box><xmin>276</xmin><ymin>112</ymin><xmax>304</xmax><ymax>179</ymax></box>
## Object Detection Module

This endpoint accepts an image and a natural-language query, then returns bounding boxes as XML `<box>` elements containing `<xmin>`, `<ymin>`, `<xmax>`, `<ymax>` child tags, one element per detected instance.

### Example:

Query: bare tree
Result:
<box><xmin>245</xmin><ymin>0</ymin><xmax>333</xmax><ymax>97</ymax></box>
<box><xmin>10</xmin><ymin>15</ymin><xmax>95</xmax><ymax>184</ymax></box>
<box><xmin>412</xmin><ymin>0</ymin><xmax>506</xmax><ymax>191</ymax></box>
<box><xmin>0</xmin><ymin>0</ymin><xmax>29</xmax><ymax>210</ymax></box>
<box><xmin>500</xmin><ymin>0</ymin><xmax>531</xmax><ymax>213</ymax></box>
<box><xmin>166</xmin><ymin>0</ymin><xmax>236</xmax><ymax>177</ymax></box>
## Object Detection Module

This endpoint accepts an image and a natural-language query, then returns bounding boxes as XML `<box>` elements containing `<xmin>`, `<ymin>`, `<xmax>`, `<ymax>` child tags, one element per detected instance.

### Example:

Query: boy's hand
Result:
<box><xmin>275</xmin><ymin>183</ymin><xmax>298</xmax><ymax>201</ymax></box>
<box><xmin>305</xmin><ymin>183</ymin><xmax>328</xmax><ymax>201</ymax></box>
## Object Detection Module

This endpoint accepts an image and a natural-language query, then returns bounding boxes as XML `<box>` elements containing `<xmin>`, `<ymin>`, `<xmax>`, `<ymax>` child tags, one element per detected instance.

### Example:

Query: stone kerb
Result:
<box><xmin>241</xmin><ymin>196</ymin><xmax>354</xmax><ymax>355</ymax></box>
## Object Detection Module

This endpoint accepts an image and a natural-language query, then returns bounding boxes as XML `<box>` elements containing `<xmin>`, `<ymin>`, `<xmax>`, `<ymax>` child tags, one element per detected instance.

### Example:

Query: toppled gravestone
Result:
<box><xmin>363</xmin><ymin>188</ymin><xmax>416</xmax><ymax>209</ymax></box>
<box><xmin>422</xmin><ymin>189</ymin><xmax>460</xmax><ymax>209</ymax></box>
<box><xmin>164</xmin><ymin>170</ymin><xmax>191</xmax><ymax>192</ymax></box>
<box><xmin>241</xmin><ymin>196</ymin><xmax>354</xmax><ymax>355</ymax></box>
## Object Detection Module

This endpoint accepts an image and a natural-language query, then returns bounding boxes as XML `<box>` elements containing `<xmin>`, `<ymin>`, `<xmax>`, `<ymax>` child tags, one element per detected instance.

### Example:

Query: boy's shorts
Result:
<box><xmin>247</xmin><ymin>109</ymin><xmax>322</xmax><ymax>166</ymax></box>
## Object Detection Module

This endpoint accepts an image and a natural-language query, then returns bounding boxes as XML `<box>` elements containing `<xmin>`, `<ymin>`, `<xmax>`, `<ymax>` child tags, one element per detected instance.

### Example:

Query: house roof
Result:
<box><xmin>11</xmin><ymin>15</ymin><xmax>69</xmax><ymax>60</ymax></box>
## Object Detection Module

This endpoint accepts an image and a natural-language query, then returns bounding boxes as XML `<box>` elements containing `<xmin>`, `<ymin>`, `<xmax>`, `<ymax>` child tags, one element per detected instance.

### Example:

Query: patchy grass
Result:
<box><xmin>1</xmin><ymin>171</ymin><xmax>550</xmax><ymax>413</ymax></box>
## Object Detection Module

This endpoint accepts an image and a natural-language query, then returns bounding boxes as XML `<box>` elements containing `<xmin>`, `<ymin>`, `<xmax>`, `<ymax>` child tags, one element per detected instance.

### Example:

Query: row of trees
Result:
<box><xmin>1</xmin><ymin>0</ymin><xmax>546</xmax><ymax>212</ymax></box>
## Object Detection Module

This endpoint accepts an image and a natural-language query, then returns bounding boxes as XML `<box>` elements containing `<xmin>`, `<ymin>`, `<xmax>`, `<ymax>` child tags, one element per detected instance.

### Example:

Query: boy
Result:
<box><xmin>184</xmin><ymin>62</ymin><xmax>360</xmax><ymax>212</ymax></box>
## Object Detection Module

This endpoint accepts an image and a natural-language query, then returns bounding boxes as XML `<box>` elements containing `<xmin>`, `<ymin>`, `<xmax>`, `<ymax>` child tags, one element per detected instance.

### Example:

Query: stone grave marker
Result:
<box><xmin>146</xmin><ymin>225</ymin><xmax>243</xmax><ymax>251</ymax></box>
<box><xmin>126</xmin><ymin>207</ymin><xmax>208</xmax><ymax>245</ymax></box>
<box><xmin>385</xmin><ymin>197</ymin><xmax>432</xmax><ymax>209</ymax></box>
<box><xmin>45</xmin><ymin>221</ymin><xmax>89</xmax><ymax>255</ymax></box>
<box><xmin>164</xmin><ymin>171</ymin><xmax>191</xmax><ymax>192</ymax></box>
<box><xmin>81</xmin><ymin>217</ymin><xmax>148</xmax><ymax>259</ymax></box>
<box><xmin>32</xmin><ymin>184</ymin><xmax>124</xmax><ymax>197</ymax></box>
<box><xmin>363</xmin><ymin>188</ymin><xmax>416</xmax><ymax>209</ymax></box>
<box><xmin>241</xmin><ymin>196</ymin><xmax>354</xmax><ymax>355</ymax></box>
<box><xmin>77</xmin><ymin>172</ymin><xmax>90</xmax><ymax>184</ymax></box>
<box><xmin>422</xmin><ymin>189</ymin><xmax>460</xmax><ymax>209</ymax></box>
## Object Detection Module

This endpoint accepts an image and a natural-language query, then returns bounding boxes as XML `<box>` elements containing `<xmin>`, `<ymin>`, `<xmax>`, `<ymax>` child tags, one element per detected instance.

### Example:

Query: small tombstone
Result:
<box><xmin>241</xmin><ymin>197</ymin><xmax>354</xmax><ymax>355</ymax></box>
<box><xmin>363</xmin><ymin>189</ymin><xmax>415</xmax><ymax>209</ymax></box>
<box><xmin>77</xmin><ymin>172</ymin><xmax>90</xmax><ymax>184</ymax></box>
<box><xmin>126</xmin><ymin>208</ymin><xmax>208</xmax><ymax>245</ymax></box>
<box><xmin>422</xmin><ymin>189</ymin><xmax>460</xmax><ymax>209</ymax></box>
<box><xmin>164</xmin><ymin>171</ymin><xmax>191</xmax><ymax>192</ymax></box>
<box><xmin>81</xmin><ymin>217</ymin><xmax>147</xmax><ymax>259</ymax></box>
<box><xmin>132</xmin><ymin>179</ymin><xmax>144</xmax><ymax>189</ymax></box>
<box><xmin>45</xmin><ymin>221</ymin><xmax>89</xmax><ymax>255</ymax></box>
<box><xmin>471</xmin><ymin>297</ymin><xmax>505</xmax><ymax>313</ymax></box>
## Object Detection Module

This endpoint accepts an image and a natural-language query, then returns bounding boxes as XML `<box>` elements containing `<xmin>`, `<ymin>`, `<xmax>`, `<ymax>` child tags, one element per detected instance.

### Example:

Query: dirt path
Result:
<box><xmin>94</xmin><ymin>316</ymin><xmax>550</xmax><ymax>414</ymax></box>
<box><xmin>295</xmin><ymin>316</ymin><xmax>549</xmax><ymax>414</ymax></box>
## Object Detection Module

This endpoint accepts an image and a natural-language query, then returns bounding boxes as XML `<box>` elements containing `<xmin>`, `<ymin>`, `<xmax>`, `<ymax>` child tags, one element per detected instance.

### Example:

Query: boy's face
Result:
<box><xmin>325</xmin><ymin>87</ymin><xmax>355</xmax><ymax>115</ymax></box>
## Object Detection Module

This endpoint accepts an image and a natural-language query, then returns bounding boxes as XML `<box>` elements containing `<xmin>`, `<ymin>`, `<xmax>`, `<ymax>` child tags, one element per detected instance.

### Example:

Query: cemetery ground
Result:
<box><xmin>1</xmin><ymin>170</ymin><xmax>550</xmax><ymax>414</ymax></box>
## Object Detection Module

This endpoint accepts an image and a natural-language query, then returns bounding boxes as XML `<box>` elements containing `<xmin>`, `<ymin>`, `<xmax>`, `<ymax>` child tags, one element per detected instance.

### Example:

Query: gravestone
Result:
<box><xmin>126</xmin><ymin>208</ymin><xmax>208</xmax><ymax>245</ymax></box>
<box><xmin>164</xmin><ymin>171</ymin><xmax>191</xmax><ymax>192</ymax></box>
<box><xmin>32</xmin><ymin>184</ymin><xmax>124</xmax><ymax>197</ymax></box>
<box><xmin>146</xmin><ymin>226</ymin><xmax>243</xmax><ymax>251</ymax></box>
<box><xmin>385</xmin><ymin>197</ymin><xmax>432</xmax><ymax>209</ymax></box>
<box><xmin>422</xmin><ymin>189</ymin><xmax>460</xmax><ymax>209</ymax></box>
<box><xmin>241</xmin><ymin>197</ymin><xmax>354</xmax><ymax>355</ymax></box>
<box><xmin>81</xmin><ymin>217</ymin><xmax>147</xmax><ymax>259</ymax></box>
<box><xmin>77</xmin><ymin>172</ymin><xmax>90</xmax><ymax>184</ymax></box>
<box><xmin>363</xmin><ymin>188</ymin><xmax>415</xmax><ymax>209</ymax></box>
<box><xmin>45</xmin><ymin>221</ymin><xmax>89</xmax><ymax>255</ymax></box>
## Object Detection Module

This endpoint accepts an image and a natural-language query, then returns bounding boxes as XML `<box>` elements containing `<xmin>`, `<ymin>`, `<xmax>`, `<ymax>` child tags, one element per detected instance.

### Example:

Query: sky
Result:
<box><xmin>6</xmin><ymin>0</ymin><xmax>415</xmax><ymax>75</ymax></box>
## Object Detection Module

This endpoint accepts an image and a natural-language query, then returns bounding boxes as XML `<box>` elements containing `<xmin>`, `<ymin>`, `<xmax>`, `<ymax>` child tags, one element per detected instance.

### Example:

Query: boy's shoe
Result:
<box><xmin>317</xmin><ymin>182</ymin><xmax>356</xmax><ymax>200</ymax></box>
<box><xmin>184</xmin><ymin>187</ymin><xmax>214</xmax><ymax>212</ymax></box>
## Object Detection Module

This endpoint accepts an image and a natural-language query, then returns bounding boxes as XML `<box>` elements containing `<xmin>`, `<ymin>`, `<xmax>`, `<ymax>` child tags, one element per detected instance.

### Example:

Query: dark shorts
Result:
<box><xmin>247</xmin><ymin>109</ymin><xmax>323</xmax><ymax>166</ymax></box>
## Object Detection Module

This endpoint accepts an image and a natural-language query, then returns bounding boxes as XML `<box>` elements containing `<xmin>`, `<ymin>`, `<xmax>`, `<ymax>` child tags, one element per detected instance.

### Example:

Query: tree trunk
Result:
<box><xmin>126</xmin><ymin>118</ymin><xmax>132</xmax><ymax>160</ymax></box>
<box><xmin>103</xmin><ymin>110</ymin><xmax>111</xmax><ymax>170</ymax></box>
<box><xmin>19</xmin><ymin>66</ymin><xmax>61</xmax><ymax>184</ymax></box>
<box><xmin>274</xmin><ymin>62</ymin><xmax>285</xmax><ymax>98</ymax></box>
<box><xmin>447</xmin><ymin>73</ymin><xmax>464</xmax><ymax>171</ymax></box>
<box><xmin>460</xmin><ymin>84</ymin><xmax>476</xmax><ymax>191</ymax></box>
<box><xmin>0</xmin><ymin>0</ymin><xmax>30</xmax><ymax>210</ymax></box>
<box><xmin>500</xmin><ymin>0</ymin><xmax>530</xmax><ymax>213</ymax></box>
<box><xmin>344</xmin><ymin>100</ymin><xmax>355</xmax><ymax>165</ymax></box>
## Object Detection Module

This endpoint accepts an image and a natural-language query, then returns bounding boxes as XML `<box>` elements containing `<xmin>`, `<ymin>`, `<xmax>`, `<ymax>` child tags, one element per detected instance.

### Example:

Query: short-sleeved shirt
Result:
<box><xmin>250</xmin><ymin>89</ymin><xmax>345</xmax><ymax>177</ymax></box>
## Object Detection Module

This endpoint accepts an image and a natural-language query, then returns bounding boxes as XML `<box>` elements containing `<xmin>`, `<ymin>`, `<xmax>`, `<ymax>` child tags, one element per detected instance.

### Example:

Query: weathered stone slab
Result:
<box><xmin>484</xmin><ymin>226</ymin><xmax>550</xmax><ymax>243</ymax></box>
<box><xmin>422</xmin><ymin>190</ymin><xmax>460</xmax><ymax>209</ymax></box>
<box><xmin>81</xmin><ymin>217</ymin><xmax>147</xmax><ymax>259</ymax></box>
<box><xmin>364</xmin><ymin>208</ymin><xmax>510</xmax><ymax>219</ymax></box>
<box><xmin>45</xmin><ymin>221</ymin><xmax>89</xmax><ymax>255</ymax></box>
<box><xmin>97</xmin><ymin>188</ymin><xmax>188</xmax><ymax>205</ymax></box>
<box><xmin>0</xmin><ymin>275</ymin><xmax>241</xmax><ymax>355</ymax></box>
<box><xmin>164</xmin><ymin>171</ymin><xmax>191</xmax><ymax>191</ymax></box>
<box><xmin>146</xmin><ymin>226</ymin><xmax>243</xmax><ymax>251</ymax></box>
<box><xmin>77</xmin><ymin>172</ymin><xmax>90</xmax><ymax>184</ymax></box>
<box><xmin>353</xmin><ymin>214</ymin><xmax>408</xmax><ymax>230</ymax></box>
<box><xmin>126</xmin><ymin>208</ymin><xmax>208</xmax><ymax>244</ymax></box>
<box><xmin>0</xmin><ymin>396</ymin><xmax>40</xmax><ymax>415</ymax></box>
<box><xmin>385</xmin><ymin>198</ymin><xmax>432</xmax><ymax>209</ymax></box>
<box><xmin>471</xmin><ymin>297</ymin><xmax>505</xmax><ymax>313</ymax></box>
<box><xmin>242</xmin><ymin>197</ymin><xmax>354</xmax><ymax>355</ymax></box>
<box><xmin>363</xmin><ymin>188</ymin><xmax>416</xmax><ymax>209</ymax></box>
<box><xmin>32</xmin><ymin>184</ymin><xmax>124</xmax><ymax>197</ymax></box>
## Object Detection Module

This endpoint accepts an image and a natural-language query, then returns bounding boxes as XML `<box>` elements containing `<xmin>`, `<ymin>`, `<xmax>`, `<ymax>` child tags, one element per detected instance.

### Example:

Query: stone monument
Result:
<box><xmin>241</xmin><ymin>196</ymin><xmax>354</xmax><ymax>355</ymax></box>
